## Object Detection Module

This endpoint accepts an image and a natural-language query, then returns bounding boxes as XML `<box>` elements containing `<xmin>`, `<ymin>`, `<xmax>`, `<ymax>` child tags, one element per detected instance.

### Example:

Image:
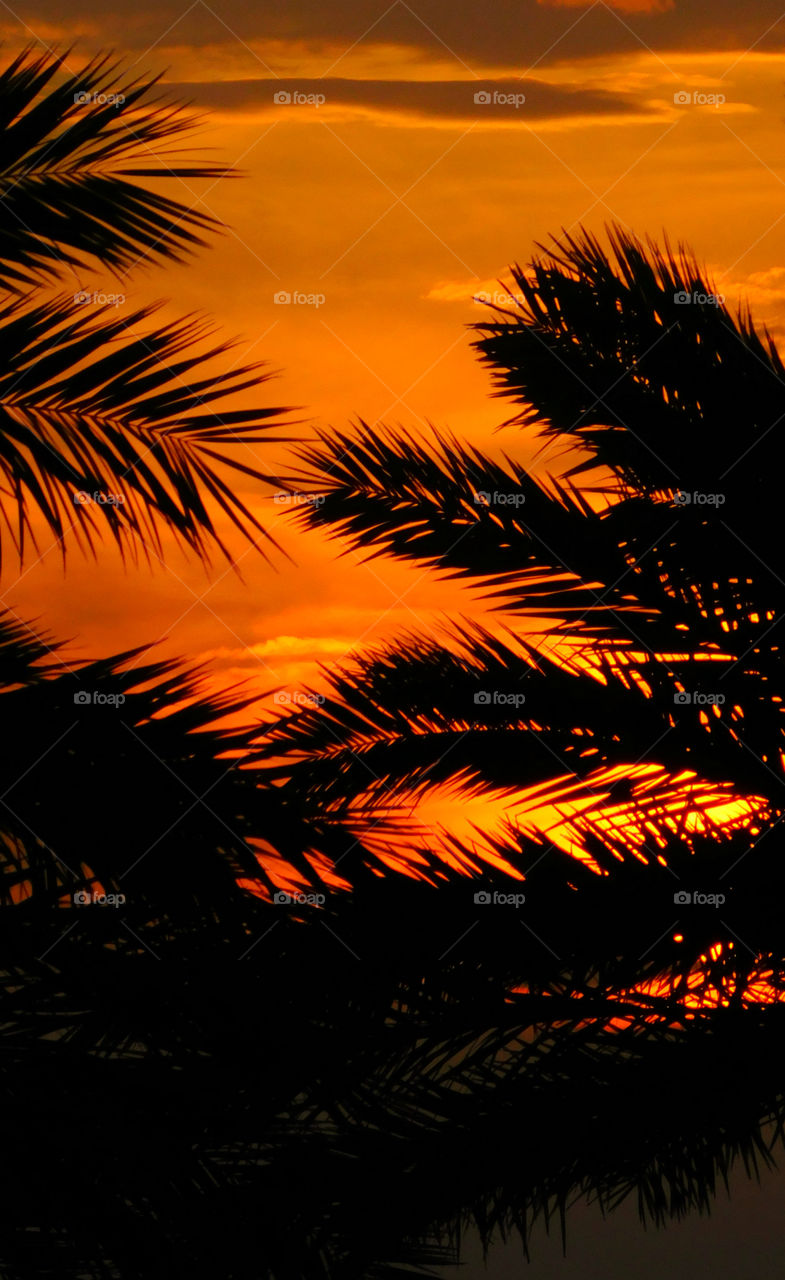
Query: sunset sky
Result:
<box><xmin>0</xmin><ymin>4</ymin><xmax>780</xmax><ymax>703</ymax></box>
<box><xmin>7</xmin><ymin>0</ymin><xmax>785</xmax><ymax>762</ymax></box>
<box><xmin>7</xmin><ymin>6</ymin><xmax>785</xmax><ymax>1276</ymax></box>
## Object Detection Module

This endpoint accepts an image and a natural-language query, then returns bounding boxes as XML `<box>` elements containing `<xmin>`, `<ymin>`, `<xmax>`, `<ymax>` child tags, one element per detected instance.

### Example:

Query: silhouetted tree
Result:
<box><xmin>3</xmin><ymin>47</ymin><xmax>785</xmax><ymax>1278</ymax></box>
<box><xmin>266</xmin><ymin>225</ymin><xmax>785</xmax><ymax>1266</ymax></box>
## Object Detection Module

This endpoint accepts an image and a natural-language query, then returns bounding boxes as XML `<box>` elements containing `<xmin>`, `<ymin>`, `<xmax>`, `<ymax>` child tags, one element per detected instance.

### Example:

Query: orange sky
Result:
<box><xmin>6</xmin><ymin>4</ymin><xmax>785</xmax><ymax>860</ymax></box>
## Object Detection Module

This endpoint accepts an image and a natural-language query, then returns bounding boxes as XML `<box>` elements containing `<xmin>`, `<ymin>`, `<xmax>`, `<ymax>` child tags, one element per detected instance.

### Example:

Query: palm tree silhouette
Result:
<box><xmin>262</xmin><ymin>226</ymin><xmax>785</xmax><ymax>1265</ymax></box>
<box><xmin>283</xmin><ymin>224</ymin><xmax>785</xmax><ymax>917</ymax></box>
<box><xmin>0</xmin><ymin>47</ymin><xmax>367</xmax><ymax>931</ymax></box>
<box><xmin>0</xmin><ymin>48</ymin><xmax>295</xmax><ymax>566</ymax></box>
<box><xmin>3</xmin><ymin>47</ymin><xmax>785</xmax><ymax>1277</ymax></box>
<box><xmin>0</xmin><ymin>51</ymin><xmax>361</xmax><ymax>1277</ymax></box>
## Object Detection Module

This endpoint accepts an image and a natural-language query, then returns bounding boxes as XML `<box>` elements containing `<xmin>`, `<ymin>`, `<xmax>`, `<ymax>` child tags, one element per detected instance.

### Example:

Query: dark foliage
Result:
<box><xmin>2</xmin><ymin>48</ymin><xmax>783</xmax><ymax>1276</ymax></box>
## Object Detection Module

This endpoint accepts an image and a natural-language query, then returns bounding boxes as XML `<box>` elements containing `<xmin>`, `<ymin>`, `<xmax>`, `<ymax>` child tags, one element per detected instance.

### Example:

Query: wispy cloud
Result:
<box><xmin>165</xmin><ymin>74</ymin><xmax>656</xmax><ymax>126</ymax></box>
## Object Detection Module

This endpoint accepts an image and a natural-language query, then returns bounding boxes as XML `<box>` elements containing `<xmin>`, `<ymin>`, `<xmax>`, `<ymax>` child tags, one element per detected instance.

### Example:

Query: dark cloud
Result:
<box><xmin>164</xmin><ymin>75</ymin><xmax>655</xmax><ymax>122</ymax></box>
<box><xmin>8</xmin><ymin>0</ymin><xmax>785</xmax><ymax>70</ymax></box>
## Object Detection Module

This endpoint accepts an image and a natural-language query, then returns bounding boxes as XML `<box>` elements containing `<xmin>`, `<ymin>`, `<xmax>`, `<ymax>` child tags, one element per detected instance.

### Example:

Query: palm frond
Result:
<box><xmin>294</xmin><ymin>422</ymin><xmax>659</xmax><ymax>626</ymax></box>
<box><xmin>258</xmin><ymin>621</ymin><xmax>781</xmax><ymax>808</ymax></box>
<box><xmin>0</xmin><ymin>610</ymin><xmax>369</xmax><ymax>921</ymax></box>
<box><xmin>0</xmin><ymin>48</ymin><xmax>233</xmax><ymax>289</ymax></box>
<box><xmin>472</xmin><ymin>224</ymin><xmax>784</xmax><ymax>489</ymax></box>
<box><xmin>293</xmin><ymin>415</ymin><xmax>785</xmax><ymax>654</ymax></box>
<box><xmin>0</xmin><ymin>608</ymin><xmax>63</xmax><ymax>683</ymax></box>
<box><xmin>468</xmin><ymin>227</ymin><xmax>785</xmax><ymax>640</ymax></box>
<box><xmin>0</xmin><ymin>294</ymin><xmax>296</xmax><ymax>569</ymax></box>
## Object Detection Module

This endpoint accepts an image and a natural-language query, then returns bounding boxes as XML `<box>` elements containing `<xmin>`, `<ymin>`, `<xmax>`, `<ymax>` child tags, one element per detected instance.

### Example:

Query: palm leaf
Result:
<box><xmin>293</xmin><ymin>423</ymin><xmax>651</xmax><ymax>624</ymax></box>
<box><xmin>293</xmin><ymin>421</ymin><xmax>777</xmax><ymax>646</ymax></box>
<box><xmin>472</xmin><ymin>224</ymin><xmax>783</xmax><ymax>486</ymax></box>
<box><xmin>0</xmin><ymin>48</ymin><xmax>233</xmax><ymax>289</ymax></box>
<box><xmin>258</xmin><ymin>621</ymin><xmax>779</xmax><ymax>808</ymax></box>
<box><xmin>0</xmin><ymin>294</ymin><xmax>296</xmax><ymax>568</ymax></box>
<box><xmin>0</xmin><ymin>610</ymin><xmax>371</xmax><ymax>920</ymax></box>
